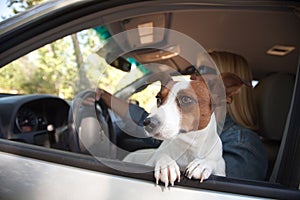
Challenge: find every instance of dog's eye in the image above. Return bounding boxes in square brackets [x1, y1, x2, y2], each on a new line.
[178, 96, 195, 106]
[156, 96, 162, 107]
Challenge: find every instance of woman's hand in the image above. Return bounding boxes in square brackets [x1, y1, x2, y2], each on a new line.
[95, 88, 105, 101]
[82, 88, 107, 106]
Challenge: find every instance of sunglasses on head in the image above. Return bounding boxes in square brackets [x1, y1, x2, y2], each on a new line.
[185, 65, 218, 75]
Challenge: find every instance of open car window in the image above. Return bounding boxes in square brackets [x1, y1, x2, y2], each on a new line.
[0, 28, 147, 98]
[0, 0, 300, 199]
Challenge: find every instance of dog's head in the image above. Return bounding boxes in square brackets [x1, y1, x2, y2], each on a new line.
[143, 72, 249, 140]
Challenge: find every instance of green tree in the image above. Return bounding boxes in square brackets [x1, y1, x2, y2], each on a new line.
[1, 0, 141, 102]
[0, 35, 78, 98]
[7, 0, 46, 14]
[1, 0, 94, 99]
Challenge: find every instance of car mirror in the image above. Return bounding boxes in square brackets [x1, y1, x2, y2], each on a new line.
[109, 56, 131, 72]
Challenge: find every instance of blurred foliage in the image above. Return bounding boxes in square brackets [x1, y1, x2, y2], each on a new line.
[0, 35, 77, 98]
[7, 0, 46, 14]
[0, 27, 155, 109]
[1, 0, 158, 110]
[0, 28, 116, 100]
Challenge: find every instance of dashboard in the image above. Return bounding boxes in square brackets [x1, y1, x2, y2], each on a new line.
[0, 94, 70, 148]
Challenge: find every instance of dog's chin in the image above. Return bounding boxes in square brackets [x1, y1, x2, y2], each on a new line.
[145, 131, 164, 140]
[152, 134, 165, 140]
[179, 129, 187, 133]
[145, 130, 181, 140]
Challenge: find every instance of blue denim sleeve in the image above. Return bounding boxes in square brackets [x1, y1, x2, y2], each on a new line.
[220, 128, 268, 181]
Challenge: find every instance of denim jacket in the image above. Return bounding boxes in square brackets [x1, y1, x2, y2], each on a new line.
[220, 114, 268, 180]
[124, 104, 268, 181]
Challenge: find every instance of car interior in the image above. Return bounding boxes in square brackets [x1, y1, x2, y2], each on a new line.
[65, 5, 300, 183]
[0, 0, 300, 198]
[254, 73, 295, 180]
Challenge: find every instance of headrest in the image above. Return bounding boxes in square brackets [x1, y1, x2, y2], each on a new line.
[254, 73, 295, 141]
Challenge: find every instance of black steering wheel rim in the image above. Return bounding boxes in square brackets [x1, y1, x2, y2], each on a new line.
[96, 98, 116, 144]
[68, 89, 116, 158]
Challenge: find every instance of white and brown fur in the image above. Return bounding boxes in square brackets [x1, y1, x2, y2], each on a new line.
[124, 73, 246, 187]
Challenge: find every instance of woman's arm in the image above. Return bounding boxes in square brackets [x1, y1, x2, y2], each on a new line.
[221, 128, 268, 180]
[96, 88, 129, 119]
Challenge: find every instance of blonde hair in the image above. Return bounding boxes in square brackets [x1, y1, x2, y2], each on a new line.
[209, 51, 259, 131]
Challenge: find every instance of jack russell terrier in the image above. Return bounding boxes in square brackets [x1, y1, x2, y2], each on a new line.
[123, 72, 248, 187]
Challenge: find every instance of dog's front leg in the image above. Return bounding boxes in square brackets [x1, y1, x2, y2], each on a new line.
[153, 154, 181, 187]
[185, 158, 218, 182]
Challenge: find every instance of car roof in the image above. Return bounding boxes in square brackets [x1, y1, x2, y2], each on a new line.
[104, 1, 300, 79]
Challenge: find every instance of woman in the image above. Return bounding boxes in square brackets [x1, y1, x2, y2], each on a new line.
[95, 51, 268, 180]
[207, 51, 268, 180]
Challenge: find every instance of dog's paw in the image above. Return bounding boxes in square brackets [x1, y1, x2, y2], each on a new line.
[185, 159, 213, 182]
[154, 155, 181, 187]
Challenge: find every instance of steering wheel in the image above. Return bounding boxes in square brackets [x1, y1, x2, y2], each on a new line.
[68, 89, 117, 159]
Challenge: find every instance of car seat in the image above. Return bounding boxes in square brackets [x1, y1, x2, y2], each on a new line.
[254, 73, 295, 180]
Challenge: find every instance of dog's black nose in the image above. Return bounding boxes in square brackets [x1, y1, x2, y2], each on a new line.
[143, 118, 152, 126]
[143, 116, 160, 132]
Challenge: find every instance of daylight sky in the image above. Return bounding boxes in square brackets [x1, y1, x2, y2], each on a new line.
[0, 1, 14, 22]
[0, 1, 25, 22]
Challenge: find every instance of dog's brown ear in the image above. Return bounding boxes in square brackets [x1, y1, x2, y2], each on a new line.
[221, 72, 252, 104]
